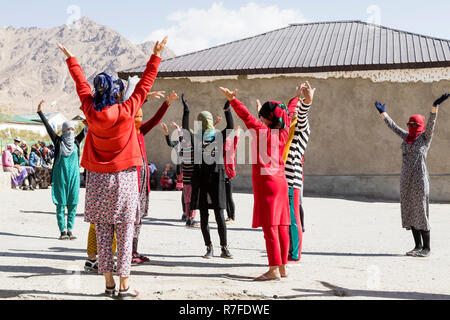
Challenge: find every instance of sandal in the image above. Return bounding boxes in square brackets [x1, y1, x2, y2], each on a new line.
[138, 255, 150, 263]
[253, 274, 281, 282]
[117, 287, 139, 300]
[105, 285, 116, 297]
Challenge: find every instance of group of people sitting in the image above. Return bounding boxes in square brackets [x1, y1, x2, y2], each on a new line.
[1, 137, 53, 190]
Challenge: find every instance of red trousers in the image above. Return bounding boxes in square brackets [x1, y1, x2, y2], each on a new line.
[262, 225, 290, 266]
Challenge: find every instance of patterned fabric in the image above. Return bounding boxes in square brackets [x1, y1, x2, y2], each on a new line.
[95, 222, 134, 277]
[285, 102, 311, 189]
[384, 113, 437, 231]
[84, 167, 139, 224]
[3, 166, 28, 188]
[135, 161, 150, 224]
[52, 148, 80, 206]
[87, 223, 116, 256]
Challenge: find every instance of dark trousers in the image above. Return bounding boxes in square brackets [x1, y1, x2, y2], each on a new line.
[225, 178, 235, 220]
[199, 208, 227, 247]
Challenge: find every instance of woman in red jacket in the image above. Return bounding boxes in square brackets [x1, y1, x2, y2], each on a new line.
[58, 36, 167, 299]
[219, 86, 300, 281]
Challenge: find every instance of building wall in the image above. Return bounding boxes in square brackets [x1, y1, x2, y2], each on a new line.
[141, 73, 450, 201]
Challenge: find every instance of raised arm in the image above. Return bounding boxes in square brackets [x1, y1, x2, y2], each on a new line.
[36, 100, 59, 144]
[219, 87, 264, 131]
[140, 91, 178, 136]
[423, 93, 449, 141]
[224, 101, 235, 130]
[117, 37, 167, 116]
[181, 94, 191, 131]
[375, 102, 408, 140]
[59, 44, 93, 108]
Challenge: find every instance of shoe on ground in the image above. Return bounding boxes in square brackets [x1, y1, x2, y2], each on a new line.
[117, 287, 139, 300]
[67, 230, 77, 240]
[203, 244, 214, 259]
[220, 246, 233, 259]
[84, 259, 98, 273]
[225, 218, 235, 224]
[59, 231, 69, 240]
[406, 247, 422, 257]
[131, 252, 143, 264]
[181, 215, 187, 222]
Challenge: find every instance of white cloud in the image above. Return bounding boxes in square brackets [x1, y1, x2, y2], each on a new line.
[148, 2, 307, 55]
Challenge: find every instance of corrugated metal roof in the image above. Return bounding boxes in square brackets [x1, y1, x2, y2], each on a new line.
[119, 20, 450, 78]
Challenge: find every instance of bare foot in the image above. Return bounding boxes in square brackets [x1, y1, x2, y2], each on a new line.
[279, 265, 288, 278]
[254, 268, 280, 281]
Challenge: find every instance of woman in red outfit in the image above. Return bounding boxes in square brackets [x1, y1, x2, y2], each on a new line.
[58, 36, 167, 299]
[219, 87, 300, 281]
[132, 90, 179, 263]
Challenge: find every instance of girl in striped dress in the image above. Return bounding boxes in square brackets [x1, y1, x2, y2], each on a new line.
[283, 82, 315, 262]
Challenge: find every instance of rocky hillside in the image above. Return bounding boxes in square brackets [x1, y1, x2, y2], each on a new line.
[0, 17, 175, 118]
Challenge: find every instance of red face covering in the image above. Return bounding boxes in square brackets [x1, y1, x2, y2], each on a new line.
[405, 114, 425, 144]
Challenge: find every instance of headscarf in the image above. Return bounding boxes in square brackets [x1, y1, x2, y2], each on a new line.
[405, 114, 426, 144]
[93, 72, 115, 111]
[59, 121, 75, 161]
[112, 77, 125, 103]
[6, 144, 14, 153]
[123, 76, 141, 101]
[258, 101, 289, 129]
[197, 111, 215, 141]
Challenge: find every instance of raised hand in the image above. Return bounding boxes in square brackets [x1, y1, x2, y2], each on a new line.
[214, 115, 223, 126]
[235, 125, 242, 136]
[166, 91, 179, 104]
[433, 93, 450, 107]
[219, 87, 237, 101]
[147, 91, 166, 100]
[154, 36, 168, 57]
[37, 100, 45, 113]
[161, 123, 169, 136]
[375, 101, 386, 114]
[256, 99, 262, 113]
[302, 81, 316, 104]
[170, 122, 180, 130]
[57, 43, 74, 58]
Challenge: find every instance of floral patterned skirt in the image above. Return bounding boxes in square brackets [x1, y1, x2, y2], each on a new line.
[84, 167, 139, 225]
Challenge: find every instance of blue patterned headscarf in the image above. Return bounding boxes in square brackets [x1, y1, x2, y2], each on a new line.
[93, 73, 115, 111]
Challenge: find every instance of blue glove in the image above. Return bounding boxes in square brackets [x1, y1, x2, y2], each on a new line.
[375, 102, 386, 114]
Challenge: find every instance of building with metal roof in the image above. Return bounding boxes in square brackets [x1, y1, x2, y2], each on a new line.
[120, 20, 450, 79]
[119, 21, 450, 201]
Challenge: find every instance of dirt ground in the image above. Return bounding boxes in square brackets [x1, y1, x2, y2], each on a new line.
[1, 188, 450, 300]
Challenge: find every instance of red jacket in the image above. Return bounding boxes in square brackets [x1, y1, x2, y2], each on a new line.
[137, 101, 171, 194]
[66, 55, 161, 173]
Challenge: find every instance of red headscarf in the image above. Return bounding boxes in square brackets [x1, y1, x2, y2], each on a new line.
[405, 114, 425, 144]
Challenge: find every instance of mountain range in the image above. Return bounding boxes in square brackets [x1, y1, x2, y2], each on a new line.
[0, 17, 175, 118]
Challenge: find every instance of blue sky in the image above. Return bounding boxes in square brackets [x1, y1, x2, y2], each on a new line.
[1, 0, 449, 55]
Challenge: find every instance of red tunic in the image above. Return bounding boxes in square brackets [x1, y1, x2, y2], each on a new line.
[137, 101, 171, 194]
[66, 55, 161, 173]
[229, 97, 298, 228]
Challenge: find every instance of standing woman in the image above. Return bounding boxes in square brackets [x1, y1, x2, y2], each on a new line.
[181, 94, 233, 258]
[132, 88, 179, 264]
[375, 93, 449, 258]
[219, 87, 299, 281]
[37, 100, 86, 239]
[58, 36, 167, 298]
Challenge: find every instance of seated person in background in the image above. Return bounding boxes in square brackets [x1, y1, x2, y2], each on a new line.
[12, 148, 38, 190]
[148, 163, 158, 190]
[2, 144, 28, 189]
[20, 141, 29, 161]
[39, 142, 52, 168]
[29, 143, 51, 189]
[160, 163, 176, 191]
